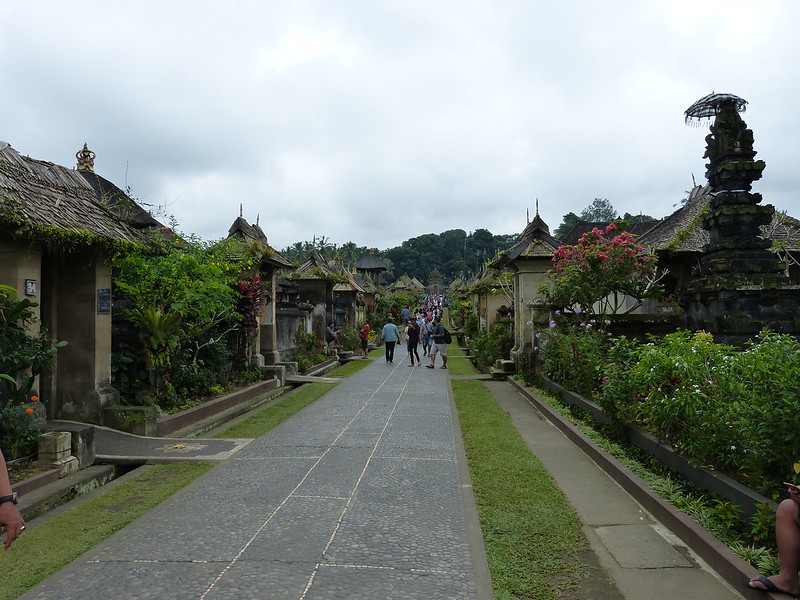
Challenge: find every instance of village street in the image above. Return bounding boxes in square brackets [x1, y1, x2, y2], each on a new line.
[16, 353, 754, 600]
[19, 357, 488, 600]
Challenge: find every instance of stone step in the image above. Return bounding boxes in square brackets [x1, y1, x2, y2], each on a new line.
[489, 367, 508, 380]
[495, 359, 516, 373]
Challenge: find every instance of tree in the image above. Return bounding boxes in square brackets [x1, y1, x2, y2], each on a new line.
[0, 285, 65, 459]
[0, 285, 65, 408]
[621, 212, 657, 223]
[541, 223, 662, 317]
[283, 228, 518, 285]
[554, 212, 581, 239]
[338, 241, 362, 269]
[112, 235, 260, 403]
[580, 198, 618, 222]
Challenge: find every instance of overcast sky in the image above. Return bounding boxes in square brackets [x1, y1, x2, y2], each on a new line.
[1, 1, 797, 252]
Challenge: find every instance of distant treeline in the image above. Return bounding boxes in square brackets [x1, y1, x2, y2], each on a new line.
[281, 228, 517, 285]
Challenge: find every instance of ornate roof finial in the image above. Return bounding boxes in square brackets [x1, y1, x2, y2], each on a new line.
[684, 92, 747, 127]
[76, 143, 95, 172]
[535, 197, 539, 216]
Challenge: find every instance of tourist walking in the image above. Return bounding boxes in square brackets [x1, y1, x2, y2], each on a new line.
[421, 315, 434, 356]
[415, 312, 425, 354]
[405, 317, 421, 366]
[426, 316, 448, 369]
[380, 316, 400, 364]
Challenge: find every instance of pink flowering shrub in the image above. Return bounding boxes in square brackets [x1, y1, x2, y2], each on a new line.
[543, 223, 661, 317]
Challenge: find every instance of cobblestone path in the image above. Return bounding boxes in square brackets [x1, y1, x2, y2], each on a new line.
[21, 358, 488, 599]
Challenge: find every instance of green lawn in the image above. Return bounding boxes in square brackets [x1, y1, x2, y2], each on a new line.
[453, 379, 588, 599]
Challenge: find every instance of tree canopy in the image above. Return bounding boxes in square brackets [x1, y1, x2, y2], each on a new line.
[580, 198, 618, 222]
[553, 199, 658, 239]
[282, 228, 517, 285]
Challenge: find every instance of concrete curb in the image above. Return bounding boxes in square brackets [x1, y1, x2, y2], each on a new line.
[507, 378, 780, 600]
[18, 464, 117, 522]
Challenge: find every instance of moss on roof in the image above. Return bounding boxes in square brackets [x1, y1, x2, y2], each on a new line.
[0, 142, 159, 254]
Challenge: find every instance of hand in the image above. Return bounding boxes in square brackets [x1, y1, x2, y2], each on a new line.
[784, 482, 800, 504]
[0, 502, 25, 549]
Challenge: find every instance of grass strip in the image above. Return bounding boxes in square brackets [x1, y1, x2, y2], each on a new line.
[445, 356, 478, 376]
[0, 462, 214, 600]
[213, 383, 334, 438]
[453, 379, 586, 600]
[446, 343, 464, 357]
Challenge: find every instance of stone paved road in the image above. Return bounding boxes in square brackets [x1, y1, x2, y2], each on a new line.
[20, 358, 490, 600]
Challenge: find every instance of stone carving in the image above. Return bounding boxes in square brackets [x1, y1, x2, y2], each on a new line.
[76, 143, 96, 172]
[681, 94, 800, 343]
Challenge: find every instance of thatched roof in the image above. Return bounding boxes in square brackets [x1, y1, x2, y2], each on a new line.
[636, 186, 710, 252]
[354, 273, 378, 293]
[328, 258, 366, 293]
[559, 220, 659, 245]
[390, 274, 412, 290]
[226, 216, 294, 268]
[467, 267, 507, 294]
[0, 141, 160, 247]
[448, 277, 468, 292]
[291, 250, 338, 281]
[80, 170, 162, 230]
[493, 213, 561, 268]
[354, 250, 388, 271]
[333, 273, 366, 293]
[637, 185, 800, 253]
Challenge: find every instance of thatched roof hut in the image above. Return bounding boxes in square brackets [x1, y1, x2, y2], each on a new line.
[0, 141, 163, 250]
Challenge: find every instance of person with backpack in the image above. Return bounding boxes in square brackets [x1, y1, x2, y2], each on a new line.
[426, 316, 448, 369]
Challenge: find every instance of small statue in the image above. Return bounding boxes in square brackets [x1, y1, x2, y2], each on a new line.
[703, 101, 754, 163]
[76, 143, 96, 172]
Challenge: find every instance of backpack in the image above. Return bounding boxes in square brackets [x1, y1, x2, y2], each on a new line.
[443, 327, 452, 344]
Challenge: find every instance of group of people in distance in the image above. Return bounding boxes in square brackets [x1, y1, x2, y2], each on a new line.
[378, 306, 448, 369]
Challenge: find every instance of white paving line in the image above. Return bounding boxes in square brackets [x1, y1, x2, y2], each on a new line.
[199, 364, 401, 600]
[298, 366, 416, 600]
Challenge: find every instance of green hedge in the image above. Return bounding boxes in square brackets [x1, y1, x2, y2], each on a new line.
[536, 325, 800, 494]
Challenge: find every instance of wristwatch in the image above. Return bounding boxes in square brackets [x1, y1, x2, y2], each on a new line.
[0, 492, 19, 505]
